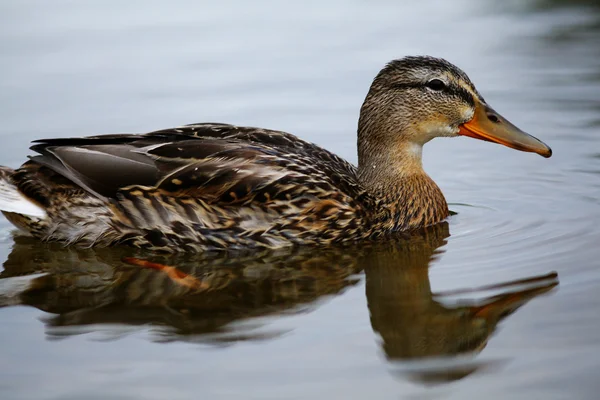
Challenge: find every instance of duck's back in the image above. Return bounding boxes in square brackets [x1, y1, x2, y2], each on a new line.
[0, 123, 372, 251]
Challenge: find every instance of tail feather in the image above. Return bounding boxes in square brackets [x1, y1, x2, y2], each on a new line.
[0, 167, 47, 218]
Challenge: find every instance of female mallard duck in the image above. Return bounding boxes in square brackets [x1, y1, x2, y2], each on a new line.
[0, 56, 551, 252]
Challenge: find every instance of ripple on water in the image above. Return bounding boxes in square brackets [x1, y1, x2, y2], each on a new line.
[439, 198, 600, 281]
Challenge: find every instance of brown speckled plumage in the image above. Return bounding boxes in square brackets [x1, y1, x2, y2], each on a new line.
[0, 56, 551, 252]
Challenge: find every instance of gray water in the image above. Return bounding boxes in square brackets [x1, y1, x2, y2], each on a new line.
[0, 0, 599, 399]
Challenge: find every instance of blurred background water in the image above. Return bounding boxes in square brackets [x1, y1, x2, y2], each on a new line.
[0, 0, 599, 399]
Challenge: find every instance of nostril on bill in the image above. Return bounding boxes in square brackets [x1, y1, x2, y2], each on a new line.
[487, 113, 500, 123]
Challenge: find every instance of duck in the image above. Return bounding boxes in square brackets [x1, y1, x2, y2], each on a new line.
[0, 56, 552, 252]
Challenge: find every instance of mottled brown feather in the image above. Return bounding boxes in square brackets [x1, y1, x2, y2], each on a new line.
[1, 122, 450, 251]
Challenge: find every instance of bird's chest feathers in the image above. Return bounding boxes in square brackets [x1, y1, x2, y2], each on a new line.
[373, 174, 449, 232]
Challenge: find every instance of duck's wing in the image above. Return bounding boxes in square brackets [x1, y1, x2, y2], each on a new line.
[25, 123, 365, 206]
[28, 134, 159, 199]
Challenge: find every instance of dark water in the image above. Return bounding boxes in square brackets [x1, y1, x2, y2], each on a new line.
[0, 1, 599, 399]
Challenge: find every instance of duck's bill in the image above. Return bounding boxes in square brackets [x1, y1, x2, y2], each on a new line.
[458, 103, 552, 158]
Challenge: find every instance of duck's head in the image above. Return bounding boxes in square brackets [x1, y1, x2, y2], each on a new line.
[357, 56, 552, 175]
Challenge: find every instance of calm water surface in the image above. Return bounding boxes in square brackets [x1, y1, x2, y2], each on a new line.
[0, 1, 599, 399]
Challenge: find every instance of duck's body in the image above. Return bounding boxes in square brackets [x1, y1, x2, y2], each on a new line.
[0, 56, 551, 252]
[0, 123, 447, 251]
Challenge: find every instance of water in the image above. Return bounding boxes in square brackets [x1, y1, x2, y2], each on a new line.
[0, 0, 599, 399]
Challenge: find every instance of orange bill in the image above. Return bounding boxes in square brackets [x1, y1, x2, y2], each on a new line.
[458, 102, 552, 158]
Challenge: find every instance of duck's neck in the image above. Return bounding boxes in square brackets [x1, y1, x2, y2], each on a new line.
[357, 140, 449, 232]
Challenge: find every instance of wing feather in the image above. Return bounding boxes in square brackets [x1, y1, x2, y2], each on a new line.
[26, 123, 365, 210]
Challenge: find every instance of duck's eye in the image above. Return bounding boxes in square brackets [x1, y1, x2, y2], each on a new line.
[425, 79, 446, 91]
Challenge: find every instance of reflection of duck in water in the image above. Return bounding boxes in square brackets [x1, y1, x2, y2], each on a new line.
[365, 223, 558, 383]
[0, 224, 557, 364]
[0, 238, 362, 341]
